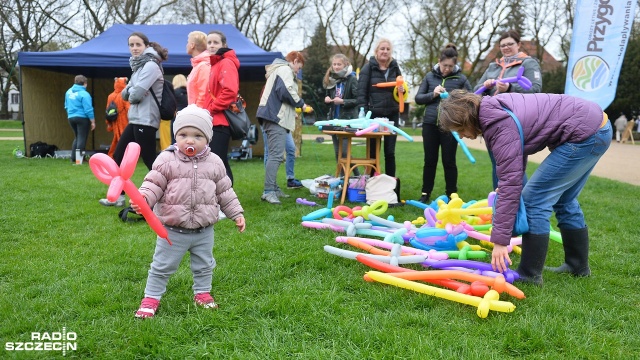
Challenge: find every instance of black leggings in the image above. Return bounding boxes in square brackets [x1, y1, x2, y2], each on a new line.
[421, 123, 458, 195]
[112, 124, 158, 170]
[209, 125, 233, 184]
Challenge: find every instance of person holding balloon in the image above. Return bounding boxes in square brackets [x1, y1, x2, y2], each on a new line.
[131, 105, 246, 319]
[414, 44, 472, 204]
[357, 38, 406, 177]
[474, 29, 542, 96]
[323, 53, 360, 176]
[438, 90, 611, 286]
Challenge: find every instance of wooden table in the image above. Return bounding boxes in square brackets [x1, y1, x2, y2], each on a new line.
[322, 130, 391, 204]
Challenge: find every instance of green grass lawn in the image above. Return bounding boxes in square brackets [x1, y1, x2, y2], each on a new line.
[1, 120, 639, 359]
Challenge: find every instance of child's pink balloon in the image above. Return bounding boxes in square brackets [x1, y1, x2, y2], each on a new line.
[89, 153, 120, 185]
[106, 176, 125, 202]
[124, 182, 170, 243]
[119, 142, 140, 180]
[89, 143, 171, 245]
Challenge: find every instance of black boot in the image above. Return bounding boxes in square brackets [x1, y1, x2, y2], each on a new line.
[516, 233, 550, 286]
[546, 227, 590, 276]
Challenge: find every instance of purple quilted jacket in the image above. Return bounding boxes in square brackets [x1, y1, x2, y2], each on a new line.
[480, 93, 603, 246]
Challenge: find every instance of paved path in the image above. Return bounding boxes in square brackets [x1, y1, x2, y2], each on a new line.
[303, 133, 640, 186]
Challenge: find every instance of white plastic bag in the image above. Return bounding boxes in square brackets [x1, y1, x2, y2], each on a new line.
[365, 174, 398, 205]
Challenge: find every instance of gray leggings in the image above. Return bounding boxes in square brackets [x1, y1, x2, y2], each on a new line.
[144, 226, 216, 299]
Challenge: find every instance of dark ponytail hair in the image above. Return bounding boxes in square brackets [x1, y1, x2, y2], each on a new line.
[128, 32, 168, 61]
[440, 43, 458, 62]
[149, 42, 168, 61]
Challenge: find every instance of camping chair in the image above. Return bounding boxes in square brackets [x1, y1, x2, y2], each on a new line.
[621, 120, 635, 145]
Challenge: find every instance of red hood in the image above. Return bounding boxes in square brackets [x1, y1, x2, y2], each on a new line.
[210, 49, 240, 69]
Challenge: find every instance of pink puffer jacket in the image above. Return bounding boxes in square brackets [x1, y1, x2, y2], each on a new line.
[139, 146, 243, 229]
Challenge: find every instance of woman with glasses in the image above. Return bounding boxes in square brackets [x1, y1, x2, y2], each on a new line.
[414, 44, 472, 203]
[474, 29, 542, 95]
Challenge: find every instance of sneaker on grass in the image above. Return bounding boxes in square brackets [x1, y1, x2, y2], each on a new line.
[135, 297, 160, 319]
[194, 292, 219, 309]
[287, 178, 303, 189]
[274, 189, 290, 198]
[99, 194, 126, 207]
[261, 192, 281, 204]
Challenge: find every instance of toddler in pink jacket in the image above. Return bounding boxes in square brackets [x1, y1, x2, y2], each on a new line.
[131, 104, 246, 318]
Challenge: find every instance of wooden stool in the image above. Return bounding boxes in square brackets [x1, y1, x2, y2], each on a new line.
[323, 130, 390, 204]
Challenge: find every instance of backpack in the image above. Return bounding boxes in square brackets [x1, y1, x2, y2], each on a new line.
[105, 101, 118, 122]
[149, 79, 177, 120]
[29, 141, 58, 158]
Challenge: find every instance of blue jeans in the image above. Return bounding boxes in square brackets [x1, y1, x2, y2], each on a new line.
[522, 122, 612, 234]
[263, 127, 295, 180]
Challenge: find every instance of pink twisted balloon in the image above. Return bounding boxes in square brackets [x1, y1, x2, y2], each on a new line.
[89, 143, 171, 245]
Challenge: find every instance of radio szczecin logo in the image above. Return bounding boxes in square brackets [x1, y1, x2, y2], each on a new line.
[571, 55, 609, 92]
[5, 328, 77, 356]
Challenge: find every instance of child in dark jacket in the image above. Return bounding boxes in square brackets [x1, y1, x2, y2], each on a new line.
[131, 105, 246, 318]
[438, 90, 612, 285]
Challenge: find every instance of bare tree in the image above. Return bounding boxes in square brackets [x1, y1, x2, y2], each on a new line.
[558, 0, 576, 62]
[312, 0, 398, 69]
[0, 0, 81, 117]
[173, 0, 306, 51]
[401, 0, 509, 84]
[522, 0, 563, 69]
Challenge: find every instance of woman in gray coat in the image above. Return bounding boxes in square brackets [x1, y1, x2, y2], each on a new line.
[100, 32, 167, 207]
[474, 29, 542, 95]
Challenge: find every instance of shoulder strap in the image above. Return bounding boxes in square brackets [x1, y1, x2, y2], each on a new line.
[148, 81, 161, 109]
[488, 106, 525, 188]
[502, 106, 524, 152]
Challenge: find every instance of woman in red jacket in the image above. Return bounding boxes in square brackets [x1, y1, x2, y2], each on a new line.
[205, 30, 240, 183]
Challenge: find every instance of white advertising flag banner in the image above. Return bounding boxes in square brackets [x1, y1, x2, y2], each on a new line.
[565, 0, 637, 110]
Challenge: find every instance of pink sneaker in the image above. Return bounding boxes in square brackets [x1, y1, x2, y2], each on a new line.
[194, 292, 219, 309]
[135, 297, 160, 319]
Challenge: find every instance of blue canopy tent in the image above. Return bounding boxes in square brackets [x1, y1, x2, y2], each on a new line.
[17, 24, 280, 155]
[18, 23, 281, 81]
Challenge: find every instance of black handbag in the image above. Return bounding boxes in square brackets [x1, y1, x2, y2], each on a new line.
[224, 95, 250, 140]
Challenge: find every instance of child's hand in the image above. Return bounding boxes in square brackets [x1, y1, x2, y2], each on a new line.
[129, 196, 146, 214]
[235, 216, 246, 233]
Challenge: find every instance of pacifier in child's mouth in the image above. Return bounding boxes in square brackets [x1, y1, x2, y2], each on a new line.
[185, 146, 196, 156]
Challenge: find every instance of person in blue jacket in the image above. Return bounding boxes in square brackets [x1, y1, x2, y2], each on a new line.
[64, 74, 95, 164]
[414, 44, 472, 203]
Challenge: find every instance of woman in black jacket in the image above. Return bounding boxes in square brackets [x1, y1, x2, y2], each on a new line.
[414, 44, 472, 203]
[357, 38, 405, 177]
[323, 53, 359, 176]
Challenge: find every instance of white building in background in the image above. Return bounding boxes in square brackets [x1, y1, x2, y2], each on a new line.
[9, 85, 19, 114]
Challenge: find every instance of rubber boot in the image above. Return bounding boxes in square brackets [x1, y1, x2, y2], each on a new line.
[516, 233, 550, 286]
[546, 227, 590, 276]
